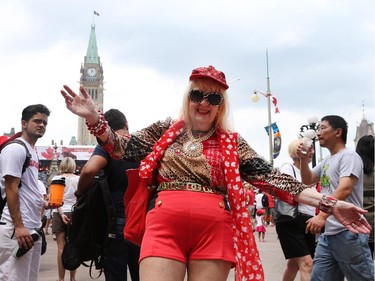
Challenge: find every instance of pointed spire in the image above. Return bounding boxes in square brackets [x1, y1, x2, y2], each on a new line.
[362, 100, 366, 120]
[85, 25, 99, 64]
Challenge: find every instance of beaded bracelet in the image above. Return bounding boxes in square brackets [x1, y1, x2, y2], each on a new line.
[85, 110, 108, 136]
[318, 194, 338, 214]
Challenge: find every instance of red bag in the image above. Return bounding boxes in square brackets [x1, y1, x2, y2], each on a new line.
[123, 168, 153, 246]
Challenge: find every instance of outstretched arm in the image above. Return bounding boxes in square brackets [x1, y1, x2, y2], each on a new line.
[60, 85, 110, 143]
[295, 188, 371, 234]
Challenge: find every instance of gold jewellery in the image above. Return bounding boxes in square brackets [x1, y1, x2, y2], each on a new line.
[182, 127, 215, 157]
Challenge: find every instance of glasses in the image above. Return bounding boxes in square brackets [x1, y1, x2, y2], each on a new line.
[317, 125, 331, 132]
[189, 90, 223, 106]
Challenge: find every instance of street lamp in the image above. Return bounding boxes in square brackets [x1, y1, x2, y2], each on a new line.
[251, 90, 273, 166]
[299, 116, 319, 167]
[251, 49, 274, 166]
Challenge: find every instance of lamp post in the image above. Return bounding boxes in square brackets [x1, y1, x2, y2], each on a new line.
[251, 90, 273, 166]
[299, 116, 319, 167]
[251, 50, 273, 166]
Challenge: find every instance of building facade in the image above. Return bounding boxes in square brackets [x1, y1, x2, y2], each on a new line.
[77, 24, 104, 145]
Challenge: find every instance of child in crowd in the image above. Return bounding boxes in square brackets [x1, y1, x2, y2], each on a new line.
[255, 209, 267, 242]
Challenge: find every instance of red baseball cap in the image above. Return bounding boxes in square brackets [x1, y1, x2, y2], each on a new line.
[189, 65, 229, 89]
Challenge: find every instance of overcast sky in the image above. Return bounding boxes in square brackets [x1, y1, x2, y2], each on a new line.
[0, 0, 373, 167]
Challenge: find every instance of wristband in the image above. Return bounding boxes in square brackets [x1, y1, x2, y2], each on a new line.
[318, 195, 337, 214]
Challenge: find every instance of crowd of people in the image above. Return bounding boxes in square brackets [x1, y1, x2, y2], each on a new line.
[0, 65, 373, 281]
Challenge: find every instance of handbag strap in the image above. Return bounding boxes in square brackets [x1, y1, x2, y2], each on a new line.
[289, 163, 296, 178]
[280, 163, 297, 179]
[280, 163, 298, 212]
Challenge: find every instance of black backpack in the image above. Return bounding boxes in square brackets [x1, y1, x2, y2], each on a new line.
[261, 193, 269, 208]
[62, 175, 116, 277]
[0, 135, 31, 217]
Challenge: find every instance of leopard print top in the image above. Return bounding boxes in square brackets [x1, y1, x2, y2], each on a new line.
[100, 118, 306, 200]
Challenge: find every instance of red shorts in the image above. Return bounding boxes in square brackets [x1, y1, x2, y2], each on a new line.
[140, 191, 235, 265]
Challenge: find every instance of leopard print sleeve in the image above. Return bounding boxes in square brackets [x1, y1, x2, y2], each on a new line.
[99, 117, 173, 162]
[237, 134, 307, 204]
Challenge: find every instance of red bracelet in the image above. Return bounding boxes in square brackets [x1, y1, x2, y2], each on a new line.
[318, 195, 338, 214]
[85, 110, 108, 136]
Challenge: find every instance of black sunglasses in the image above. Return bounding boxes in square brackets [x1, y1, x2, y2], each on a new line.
[189, 90, 223, 106]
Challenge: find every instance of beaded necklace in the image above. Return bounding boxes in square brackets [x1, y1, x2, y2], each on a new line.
[182, 127, 215, 157]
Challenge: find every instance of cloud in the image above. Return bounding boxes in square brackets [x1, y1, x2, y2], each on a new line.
[0, 0, 373, 165]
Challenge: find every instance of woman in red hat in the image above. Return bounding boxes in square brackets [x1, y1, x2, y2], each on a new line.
[60, 66, 371, 281]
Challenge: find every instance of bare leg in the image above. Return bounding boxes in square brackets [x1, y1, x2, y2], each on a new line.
[282, 259, 299, 281]
[69, 269, 76, 281]
[187, 259, 231, 281]
[140, 257, 186, 281]
[44, 219, 51, 234]
[56, 231, 66, 281]
[295, 255, 313, 281]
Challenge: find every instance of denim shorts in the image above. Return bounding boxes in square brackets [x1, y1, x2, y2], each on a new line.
[311, 231, 374, 281]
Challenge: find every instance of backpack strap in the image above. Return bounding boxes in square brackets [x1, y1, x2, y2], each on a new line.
[4, 139, 32, 174]
[0, 139, 31, 212]
[97, 178, 117, 239]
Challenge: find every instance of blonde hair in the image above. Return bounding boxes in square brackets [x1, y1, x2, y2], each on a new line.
[59, 157, 76, 174]
[288, 139, 301, 159]
[179, 78, 232, 132]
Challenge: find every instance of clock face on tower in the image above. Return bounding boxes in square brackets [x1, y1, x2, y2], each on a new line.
[87, 68, 97, 77]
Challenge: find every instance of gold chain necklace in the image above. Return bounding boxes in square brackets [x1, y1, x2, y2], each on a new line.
[182, 127, 215, 157]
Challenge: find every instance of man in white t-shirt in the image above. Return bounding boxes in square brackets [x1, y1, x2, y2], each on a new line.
[255, 190, 265, 212]
[0, 104, 51, 281]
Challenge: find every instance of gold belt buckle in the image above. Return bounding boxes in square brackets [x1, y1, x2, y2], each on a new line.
[158, 182, 218, 195]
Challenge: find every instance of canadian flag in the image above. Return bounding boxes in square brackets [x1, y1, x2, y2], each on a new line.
[272, 96, 280, 113]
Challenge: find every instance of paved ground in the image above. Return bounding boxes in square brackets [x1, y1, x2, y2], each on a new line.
[39, 225, 293, 280]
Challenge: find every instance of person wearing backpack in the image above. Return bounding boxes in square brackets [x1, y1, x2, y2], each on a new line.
[77, 109, 140, 281]
[51, 157, 79, 281]
[254, 190, 266, 217]
[0, 104, 51, 281]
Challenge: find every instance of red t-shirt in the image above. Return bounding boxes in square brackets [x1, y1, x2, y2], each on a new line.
[245, 188, 255, 206]
[266, 193, 275, 208]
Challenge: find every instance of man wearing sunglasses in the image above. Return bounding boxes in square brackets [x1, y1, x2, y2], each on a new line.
[60, 66, 371, 281]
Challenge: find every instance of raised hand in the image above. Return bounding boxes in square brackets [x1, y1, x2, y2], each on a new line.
[60, 85, 99, 124]
[333, 200, 372, 234]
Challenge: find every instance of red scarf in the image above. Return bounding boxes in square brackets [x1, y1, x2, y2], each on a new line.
[139, 120, 264, 281]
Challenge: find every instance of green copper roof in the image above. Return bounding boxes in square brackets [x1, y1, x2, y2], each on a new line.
[85, 25, 99, 64]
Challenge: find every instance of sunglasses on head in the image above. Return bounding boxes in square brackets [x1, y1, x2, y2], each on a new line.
[189, 90, 223, 106]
